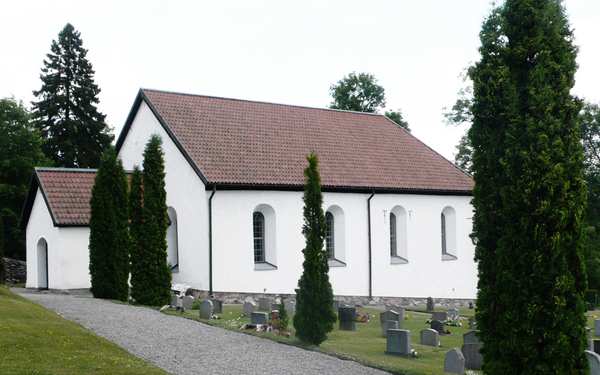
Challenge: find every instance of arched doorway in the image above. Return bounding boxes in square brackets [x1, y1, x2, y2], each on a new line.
[37, 238, 48, 289]
[167, 207, 179, 272]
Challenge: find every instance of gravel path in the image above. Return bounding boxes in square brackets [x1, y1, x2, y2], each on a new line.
[17, 290, 390, 375]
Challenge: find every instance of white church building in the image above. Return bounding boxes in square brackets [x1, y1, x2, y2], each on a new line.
[22, 88, 477, 303]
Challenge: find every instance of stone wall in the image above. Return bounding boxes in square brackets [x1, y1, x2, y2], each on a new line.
[3, 257, 26, 284]
[187, 288, 475, 309]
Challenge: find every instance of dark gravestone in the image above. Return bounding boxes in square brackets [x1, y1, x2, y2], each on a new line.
[385, 329, 411, 356]
[462, 343, 483, 370]
[338, 307, 356, 331]
[596, 320, 600, 336]
[251, 312, 268, 325]
[426, 297, 434, 312]
[211, 299, 223, 314]
[431, 320, 445, 335]
[594, 339, 600, 355]
[432, 311, 448, 321]
[468, 302, 474, 309]
[444, 348, 465, 374]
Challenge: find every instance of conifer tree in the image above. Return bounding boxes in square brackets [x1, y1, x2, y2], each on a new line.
[128, 166, 147, 303]
[471, 1, 587, 373]
[137, 135, 171, 306]
[32, 23, 113, 168]
[88, 148, 130, 301]
[293, 153, 336, 345]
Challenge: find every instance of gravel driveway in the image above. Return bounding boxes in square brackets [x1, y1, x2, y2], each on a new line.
[17, 290, 390, 375]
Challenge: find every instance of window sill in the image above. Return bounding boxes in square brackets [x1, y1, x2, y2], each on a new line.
[328, 258, 347, 268]
[254, 261, 278, 271]
[390, 256, 408, 265]
[442, 253, 458, 261]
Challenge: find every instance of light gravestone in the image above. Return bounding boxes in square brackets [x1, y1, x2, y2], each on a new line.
[586, 350, 600, 375]
[447, 308, 460, 321]
[170, 294, 180, 308]
[199, 300, 213, 319]
[386, 305, 405, 321]
[243, 301, 257, 315]
[380, 310, 401, 335]
[284, 299, 296, 315]
[338, 307, 356, 331]
[431, 320, 445, 335]
[462, 330, 483, 369]
[444, 348, 465, 374]
[463, 331, 480, 345]
[210, 299, 223, 314]
[382, 320, 399, 337]
[596, 320, 600, 336]
[251, 312, 268, 325]
[258, 297, 272, 311]
[385, 329, 411, 356]
[182, 296, 194, 310]
[432, 311, 448, 322]
[419, 328, 440, 347]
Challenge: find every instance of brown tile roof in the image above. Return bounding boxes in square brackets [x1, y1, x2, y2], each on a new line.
[128, 89, 473, 193]
[33, 168, 97, 226]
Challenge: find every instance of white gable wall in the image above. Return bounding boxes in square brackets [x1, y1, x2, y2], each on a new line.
[212, 190, 476, 299]
[118, 101, 209, 290]
[26, 190, 58, 288]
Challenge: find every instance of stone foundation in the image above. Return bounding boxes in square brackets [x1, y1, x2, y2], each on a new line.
[3, 257, 26, 285]
[186, 288, 475, 309]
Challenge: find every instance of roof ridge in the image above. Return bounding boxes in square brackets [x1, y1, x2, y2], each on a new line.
[141, 88, 386, 117]
[35, 167, 98, 173]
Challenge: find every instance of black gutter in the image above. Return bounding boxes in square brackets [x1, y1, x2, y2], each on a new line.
[208, 186, 216, 296]
[367, 192, 375, 299]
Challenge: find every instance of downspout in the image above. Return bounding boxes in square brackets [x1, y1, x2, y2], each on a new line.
[367, 192, 375, 299]
[208, 186, 216, 296]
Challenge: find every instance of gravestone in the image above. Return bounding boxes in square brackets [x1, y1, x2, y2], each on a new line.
[419, 328, 440, 347]
[594, 339, 600, 355]
[243, 301, 257, 315]
[586, 350, 600, 375]
[430, 320, 445, 335]
[447, 308, 460, 321]
[462, 343, 483, 370]
[468, 317, 477, 329]
[468, 302, 474, 309]
[386, 305, 405, 321]
[338, 307, 356, 331]
[382, 320, 399, 337]
[444, 348, 465, 374]
[199, 300, 213, 319]
[284, 299, 296, 314]
[182, 295, 194, 310]
[211, 299, 223, 314]
[170, 294, 179, 308]
[595, 320, 600, 336]
[463, 331, 480, 345]
[251, 312, 268, 325]
[380, 310, 401, 325]
[432, 311, 447, 321]
[426, 297, 434, 312]
[271, 303, 280, 312]
[385, 329, 411, 356]
[258, 297, 272, 311]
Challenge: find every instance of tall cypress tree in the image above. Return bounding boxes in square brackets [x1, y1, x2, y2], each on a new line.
[32, 23, 113, 168]
[129, 166, 147, 303]
[471, 1, 587, 373]
[88, 148, 130, 301]
[137, 135, 171, 306]
[293, 153, 336, 345]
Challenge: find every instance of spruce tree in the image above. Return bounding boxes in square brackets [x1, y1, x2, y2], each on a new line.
[32, 23, 113, 168]
[293, 153, 336, 345]
[137, 135, 171, 306]
[471, 1, 587, 373]
[88, 147, 130, 301]
[128, 166, 147, 303]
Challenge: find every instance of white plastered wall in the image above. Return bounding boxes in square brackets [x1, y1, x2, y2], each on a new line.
[118, 100, 209, 290]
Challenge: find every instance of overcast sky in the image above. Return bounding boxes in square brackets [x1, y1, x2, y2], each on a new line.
[1, 0, 599, 160]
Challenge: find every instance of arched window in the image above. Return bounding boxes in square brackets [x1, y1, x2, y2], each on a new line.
[326, 212, 335, 259]
[253, 211, 265, 263]
[390, 206, 408, 264]
[441, 206, 457, 260]
[390, 212, 397, 257]
[167, 207, 179, 272]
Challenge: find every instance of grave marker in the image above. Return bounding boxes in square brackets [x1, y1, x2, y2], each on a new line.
[419, 328, 440, 347]
[385, 329, 411, 356]
[199, 300, 213, 319]
[338, 307, 356, 331]
[444, 348, 465, 374]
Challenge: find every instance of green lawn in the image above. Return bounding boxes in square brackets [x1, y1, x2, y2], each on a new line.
[164, 304, 477, 375]
[0, 286, 166, 375]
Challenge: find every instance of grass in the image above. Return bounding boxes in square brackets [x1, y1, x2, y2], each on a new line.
[164, 304, 477, 375]
[0, 286, 166, 375]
